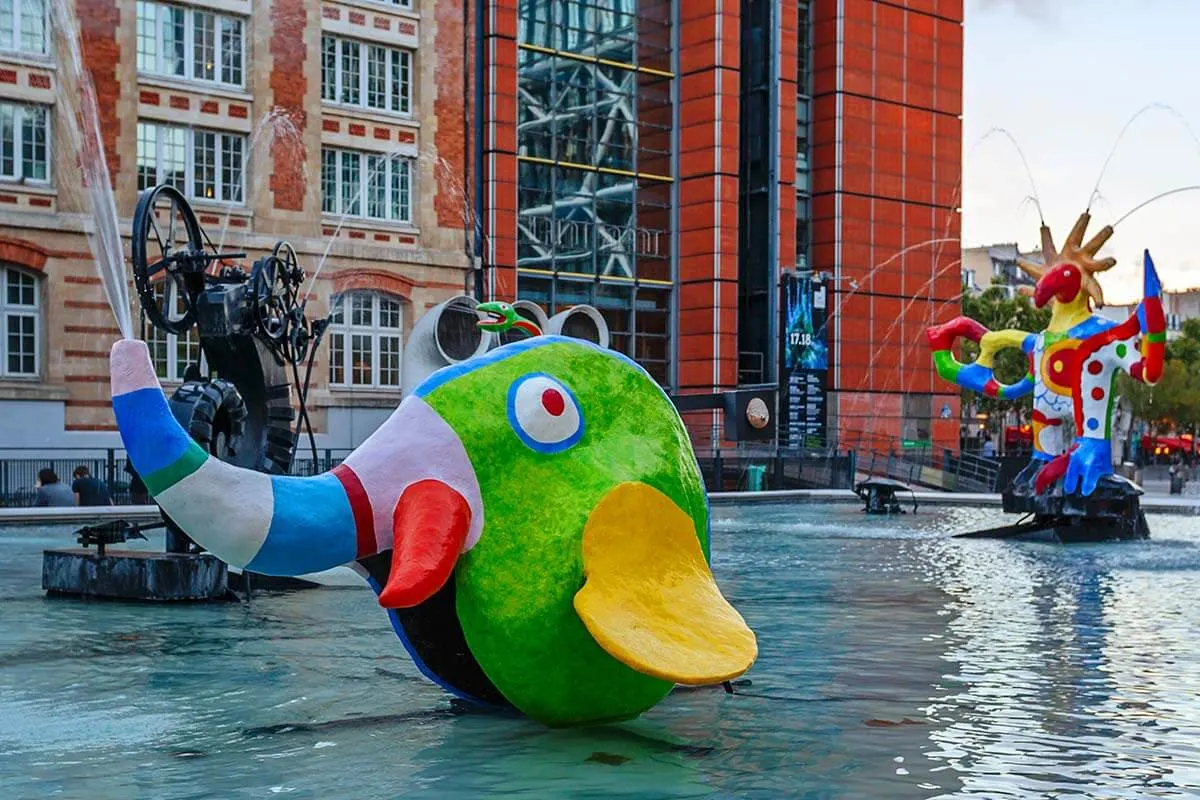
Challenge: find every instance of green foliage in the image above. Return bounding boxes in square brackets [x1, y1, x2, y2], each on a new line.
[959, 284, 1051, 421]
[1121, 318, 1200, 435]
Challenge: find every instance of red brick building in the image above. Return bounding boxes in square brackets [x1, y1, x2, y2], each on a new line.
[0, 0, 476, 451]
[477, 0, 963, 452]
[0, 0, 962, 459]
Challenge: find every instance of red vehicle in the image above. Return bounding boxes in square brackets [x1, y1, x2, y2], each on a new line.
[1141, 434, 1196, 461]
[1005, 424, 1033, 451]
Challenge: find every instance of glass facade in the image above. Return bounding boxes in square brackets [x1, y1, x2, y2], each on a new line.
[515, 0, 674, 386]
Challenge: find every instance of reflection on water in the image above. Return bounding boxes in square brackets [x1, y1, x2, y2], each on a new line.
[1, 506, 1198, 798]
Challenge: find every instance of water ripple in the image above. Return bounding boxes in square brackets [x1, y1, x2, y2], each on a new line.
[1, 513, 1199, 798]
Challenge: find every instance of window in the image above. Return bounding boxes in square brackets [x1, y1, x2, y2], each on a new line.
[321, 147, 412, 223]
[137, 121, 245, 204]
[0, 0, 46, 55]
[328, 292, 402, 388]
[321, 35, 412, 115]
[0, 102, 49, 184]
[374, 0, 412, 7]
[145, 282, 201, 381]
[136, 1, 244, 88]
[2, 265, 38, 377]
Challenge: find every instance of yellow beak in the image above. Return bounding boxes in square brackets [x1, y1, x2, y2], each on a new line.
[573, 482, 758, 685]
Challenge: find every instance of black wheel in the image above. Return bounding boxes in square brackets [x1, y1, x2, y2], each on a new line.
[131, 185, 207, 336]
[168, 378, 249, 460]
[250, 241, 304, 344]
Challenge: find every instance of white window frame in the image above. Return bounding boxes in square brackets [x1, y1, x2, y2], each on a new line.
[1, 264, 39, 378]
[321, 34, 412, 116]
[321, 146, 413, 223]
[0, 0, 48, 56]
[136, 0, 245, 89]
[0, 101, 51, 185]
[137, 121, 246, 205]
[371, 0, 413, 8]
[144, 281, 203, 382]
[327, 292, 403, 389]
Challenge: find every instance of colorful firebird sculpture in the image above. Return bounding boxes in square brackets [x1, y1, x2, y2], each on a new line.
[927, 213, 1166, 497]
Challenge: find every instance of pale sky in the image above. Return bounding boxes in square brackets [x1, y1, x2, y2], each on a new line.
[963, 0, 1200, 304]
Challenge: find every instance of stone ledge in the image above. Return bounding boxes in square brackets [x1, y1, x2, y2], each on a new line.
[314, 388, 402, 409]
[0, 381, 69, 401]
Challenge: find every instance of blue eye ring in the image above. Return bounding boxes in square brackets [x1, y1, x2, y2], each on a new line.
[506, 372, 585, 454]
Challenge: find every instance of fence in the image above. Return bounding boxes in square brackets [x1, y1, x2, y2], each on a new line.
[1, 443, 996, 505]
[0, 448, 354, 507]
[856, 447, 1000, 493]
[697, 447, 858, 492]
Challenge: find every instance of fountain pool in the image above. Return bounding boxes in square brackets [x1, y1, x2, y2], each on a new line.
[2, 503, 1198, 798]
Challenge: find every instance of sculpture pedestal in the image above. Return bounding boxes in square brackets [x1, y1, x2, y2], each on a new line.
[958, 473, 1150, 543]
[41, 549, 231, 602]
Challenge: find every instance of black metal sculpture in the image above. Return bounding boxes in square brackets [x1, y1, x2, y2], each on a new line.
[855, 477, 917, 515]
[130, 185, 329, 553]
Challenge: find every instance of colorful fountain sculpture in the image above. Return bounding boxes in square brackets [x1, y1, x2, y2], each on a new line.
[109, 291, 757, 726]
[927, 213, 1165, 542]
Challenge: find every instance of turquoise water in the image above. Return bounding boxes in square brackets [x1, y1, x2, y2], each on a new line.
[2, 504, 1199, 799]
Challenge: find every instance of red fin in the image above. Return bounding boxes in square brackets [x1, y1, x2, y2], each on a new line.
[1035, 452, 1072, 495]
[378, 480, 471, 609]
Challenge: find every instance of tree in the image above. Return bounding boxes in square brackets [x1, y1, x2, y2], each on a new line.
[958, 284, 1051, 423]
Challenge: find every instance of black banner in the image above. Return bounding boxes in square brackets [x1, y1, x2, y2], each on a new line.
[779, 273, 830, 448]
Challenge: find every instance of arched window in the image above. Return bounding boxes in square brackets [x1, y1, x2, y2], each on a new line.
[328, 291, 402, 388]
[2, 265, 39, 377]
[144, 281, 201, 381]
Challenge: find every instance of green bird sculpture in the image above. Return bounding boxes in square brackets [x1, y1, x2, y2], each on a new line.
[109, 332, 757, 726]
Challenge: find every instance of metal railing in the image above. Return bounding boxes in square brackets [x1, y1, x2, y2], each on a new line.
[856, 447, 1000, 492]
[696, 447, 857, 492]
[2, 442, 994, 505]
[0, 447, 354, 507]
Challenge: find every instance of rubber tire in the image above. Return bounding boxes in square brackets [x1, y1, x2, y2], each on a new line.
[168, 378, 250, 461]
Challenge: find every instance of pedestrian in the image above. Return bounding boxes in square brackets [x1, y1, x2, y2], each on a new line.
[71, 465, 112, 507]
[981, 436, 995, 458]
[34, 468, 75, 507]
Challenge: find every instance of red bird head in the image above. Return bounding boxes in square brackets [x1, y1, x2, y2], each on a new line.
[1017, 212, 1116, 310]
[1033, 262, 1084, 308]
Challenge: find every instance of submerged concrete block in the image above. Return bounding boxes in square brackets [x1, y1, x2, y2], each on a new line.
[42, 549, 230, 601]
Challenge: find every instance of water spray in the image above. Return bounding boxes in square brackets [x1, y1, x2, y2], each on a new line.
[49, 0, 133, 339]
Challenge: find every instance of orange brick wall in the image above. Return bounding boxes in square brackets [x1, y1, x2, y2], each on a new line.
[78, 0, 121, 182]
[777, 1, 799, 275]
[677, 0, 739, 395]
[810, 0, 963, 451]
[269, 0, 308, 212]
[434, 0, 469, 231]
[481, 0, 518, 302]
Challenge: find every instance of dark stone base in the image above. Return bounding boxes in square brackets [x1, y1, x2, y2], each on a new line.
[1004, 470, 1144, 518]
[992, 471, 1151, 542]
[42, 549, 231, 602]
[1018, 511, 1150, 543]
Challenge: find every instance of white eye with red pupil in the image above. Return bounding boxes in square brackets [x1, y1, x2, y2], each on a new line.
[508, 373, 584, 453]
